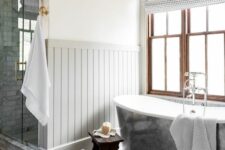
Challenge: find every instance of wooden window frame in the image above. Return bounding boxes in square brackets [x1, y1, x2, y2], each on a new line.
[148, 8, 225, 102]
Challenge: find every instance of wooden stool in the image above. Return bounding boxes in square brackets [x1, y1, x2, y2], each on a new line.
[88, 132, 124, 150]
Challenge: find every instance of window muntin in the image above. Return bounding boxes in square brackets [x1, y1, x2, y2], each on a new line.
[149, 4, 225, 101]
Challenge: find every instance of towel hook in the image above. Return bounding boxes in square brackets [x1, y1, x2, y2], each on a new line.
[39, 0, 48, 16]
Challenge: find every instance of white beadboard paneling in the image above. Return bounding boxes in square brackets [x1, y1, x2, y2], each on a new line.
[81, 49, 88, 138]
[135, 51, 139, 94]
[131, 52, 136, 94]
[109, 50, 114, 125]
[118, 51, 124, 95]
[93, 49, 100, 130]
[87, 49, 94, 133]
[61, 48, 69, 143]
[113, 51, 119, 126]
[46, 40, 139, 148]
[54, 48, 62, 146]
[99, 50, 105, 125]
[75, 49, 82, 140]
[123, 51, 128, 95]
[114, 51, 119, 98]
[47, 47, 54, 148]
[68, 48, 75, 142]
[104, 50, 110, 122]
[127, 52, 132, 95]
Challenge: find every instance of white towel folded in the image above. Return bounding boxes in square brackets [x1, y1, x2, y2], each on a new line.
[21, 15, 50, 126]
[170, 114, 217, 150]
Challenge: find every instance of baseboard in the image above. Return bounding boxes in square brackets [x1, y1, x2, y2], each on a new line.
[49, 137, 92, 150]
[49, 128, 121, 150]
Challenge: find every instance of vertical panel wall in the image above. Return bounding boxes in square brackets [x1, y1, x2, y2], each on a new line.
[46, 40, 139, 148]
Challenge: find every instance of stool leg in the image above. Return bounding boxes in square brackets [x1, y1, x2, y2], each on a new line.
[99, 143, 120, 150]
[109, 144, 119, 150]
[92, 142, 98, 150]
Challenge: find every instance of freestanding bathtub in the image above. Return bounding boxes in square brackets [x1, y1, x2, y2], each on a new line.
[114, 95, 225, 150]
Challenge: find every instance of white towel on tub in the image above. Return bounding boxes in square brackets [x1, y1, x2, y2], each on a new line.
[170, 114, 217, 150]
[170, 115, 195, 150]
[21, 15, 50, 126]
[192, 117, 217, 150]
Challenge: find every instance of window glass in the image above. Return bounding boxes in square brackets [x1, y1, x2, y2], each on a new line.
[19, 19, 36, 70]
[190, 7, 206, 32]
[208, 3, 225, 31]
[19, 31, 23, 70]
[24, 19, 30, 30]
[18, 18, 23, 29]
[207, 34, 224, 95]
[168, 10, 181, 35]
[154, 12, 167, 36]
[167, 37, 180, 91]
[189, 35, 206, 88]
[152, 39, 165, 90]
[18, 0, 22, 11]
[24, 32, 31, 64]
[31, 20, 37, 30]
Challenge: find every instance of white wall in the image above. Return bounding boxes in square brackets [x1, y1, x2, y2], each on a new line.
[48, 0, 140, 46]
[38, 0, 142, 149]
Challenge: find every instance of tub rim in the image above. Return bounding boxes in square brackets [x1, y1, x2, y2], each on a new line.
[114, 95, 225, 123]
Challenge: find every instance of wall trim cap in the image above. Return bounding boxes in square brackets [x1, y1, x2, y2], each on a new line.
[47, 39, 140, 52]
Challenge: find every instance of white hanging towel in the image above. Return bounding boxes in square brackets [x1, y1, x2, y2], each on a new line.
[21, 15, 50, 126]
[170, 114, 217, 150]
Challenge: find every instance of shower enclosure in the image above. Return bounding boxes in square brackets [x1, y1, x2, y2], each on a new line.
[0, 0, 39, 147]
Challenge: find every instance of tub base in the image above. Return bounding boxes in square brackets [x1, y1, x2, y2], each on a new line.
[117, 107, 225, 150]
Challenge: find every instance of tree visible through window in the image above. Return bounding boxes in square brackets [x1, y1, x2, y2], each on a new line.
[148, 3, 225, 101]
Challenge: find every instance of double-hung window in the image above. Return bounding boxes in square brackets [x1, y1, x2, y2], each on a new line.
[148, 3, 225, 101]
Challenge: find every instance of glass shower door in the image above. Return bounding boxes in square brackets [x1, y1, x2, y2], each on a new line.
[19, 0, 39, 145]
[0, 0, 24, 143]
[0, 0, 39, 147]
